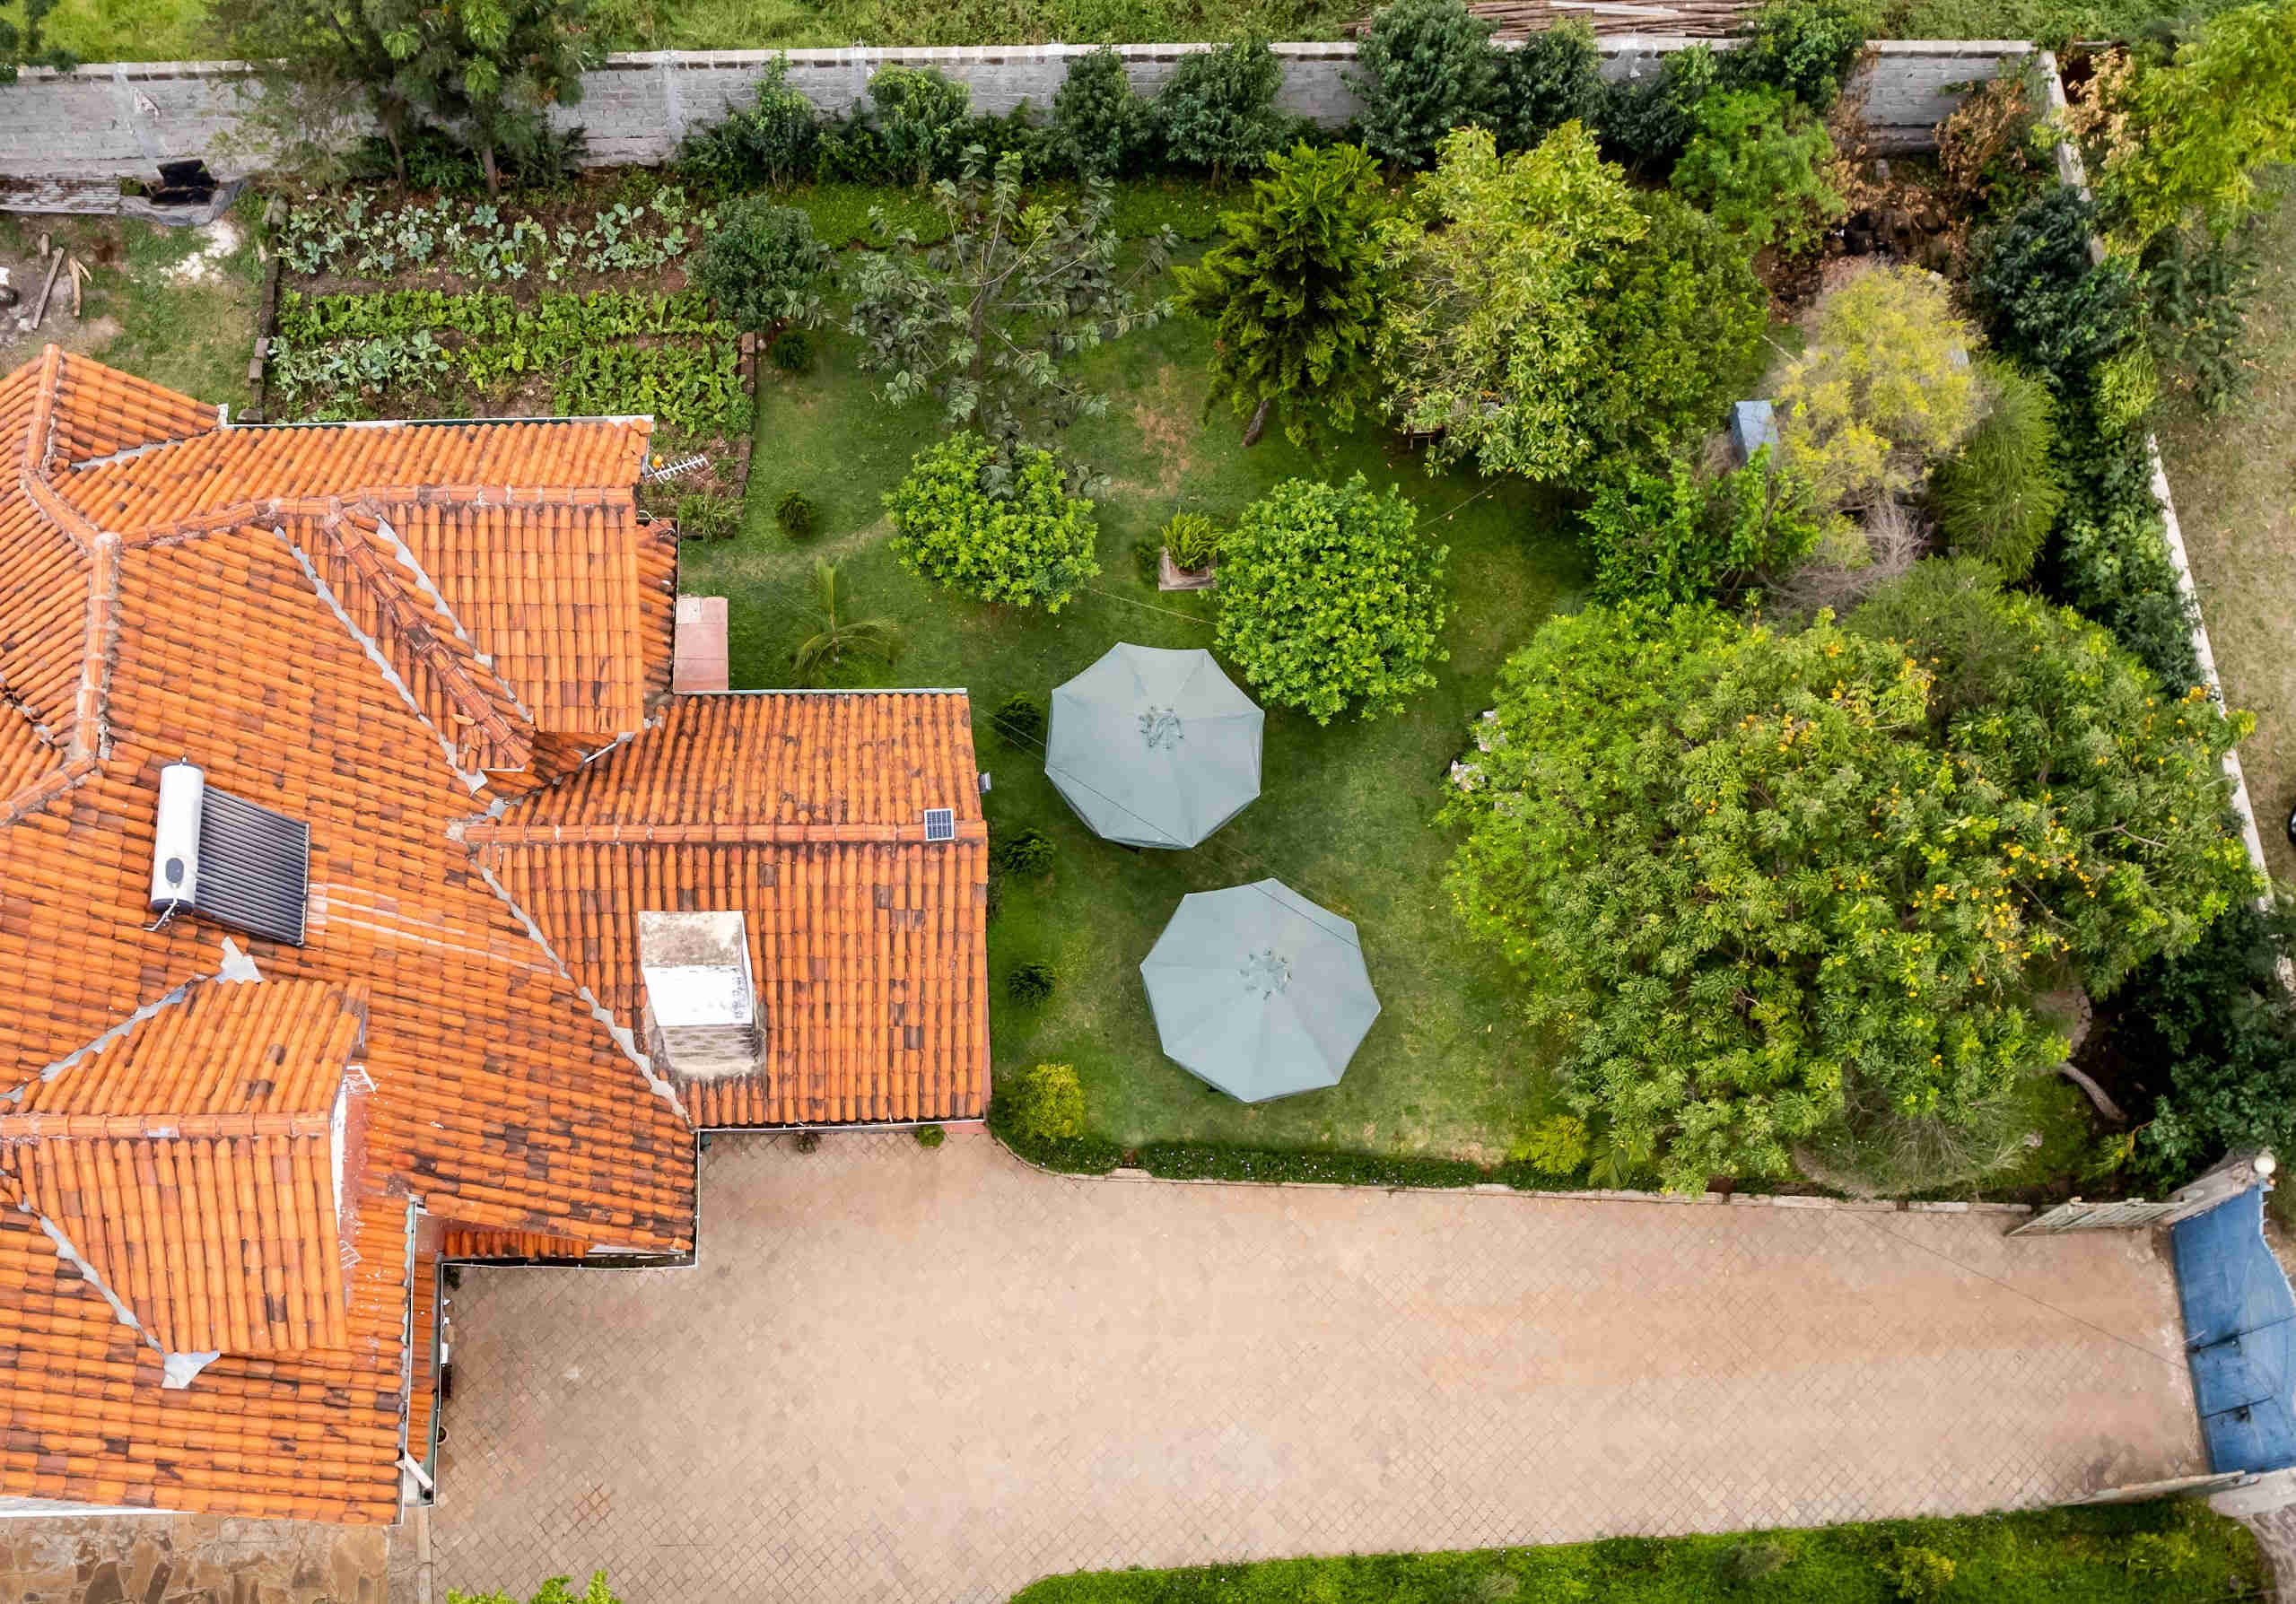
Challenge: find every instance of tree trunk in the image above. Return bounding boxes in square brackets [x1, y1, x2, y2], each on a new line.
[967, 287, 991, 438]
[479, 138, 502, 201]
[1241, 395, 1272, 449]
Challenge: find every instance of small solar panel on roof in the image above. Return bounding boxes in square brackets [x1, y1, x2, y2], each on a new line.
[196, 786, 311, 946]
[923, 807, 956, 842]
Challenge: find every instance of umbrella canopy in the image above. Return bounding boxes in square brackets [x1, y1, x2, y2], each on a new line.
[1045, 644, 1263, 850]
[1139, 878, 1381, 1103]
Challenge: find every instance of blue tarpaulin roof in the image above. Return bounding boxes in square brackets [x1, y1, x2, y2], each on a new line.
[2172, 1186, 2296, 1473]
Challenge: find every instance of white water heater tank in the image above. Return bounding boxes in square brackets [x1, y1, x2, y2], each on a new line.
[149, 762, 205, 914]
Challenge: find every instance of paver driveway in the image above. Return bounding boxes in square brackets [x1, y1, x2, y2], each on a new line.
[432, 1131, 2201, 1603]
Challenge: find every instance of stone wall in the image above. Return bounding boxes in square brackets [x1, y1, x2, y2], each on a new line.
[0, 1513, 388, 1604]
[0, 38, 2031, 181]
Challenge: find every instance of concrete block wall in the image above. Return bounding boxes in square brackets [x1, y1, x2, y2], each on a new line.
[0, 38, 2031, 181]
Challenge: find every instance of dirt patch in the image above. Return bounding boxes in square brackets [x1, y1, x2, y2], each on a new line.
[1126, 363, 1197, 497]
[164, 217, 242, 285]
[0, 245, 120, 364]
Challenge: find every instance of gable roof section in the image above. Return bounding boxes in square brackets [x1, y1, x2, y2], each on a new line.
[467, 693, 991, 1128]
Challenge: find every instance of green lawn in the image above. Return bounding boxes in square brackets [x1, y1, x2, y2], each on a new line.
[680, 287, 1587, 1163]
[1007, 1501, 2265, 1603]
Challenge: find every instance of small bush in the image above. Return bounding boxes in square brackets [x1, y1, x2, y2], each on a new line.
[1049, 45, 1157, 179]
[913, 1123, 947, 1148]
[1937, 65, 2049, 218]
[1720, 0, 1874, 112]
[693, 196, 835, 336]
[775, 490, 817, 539]
[1670, 86, 1844, 257]
[883, 432, 1101, 612]
[1583, 448, 1821, 606]
[1490, 20, 1602, 153]
[1004, 1061, 1087, 1143]
[1217, 474, 1448, 723]
[791, 1129, 822, 1154]
[1931, 362, 2063, 581]
[674, 493, 742, 542]
[1969, 186, 2144, 398]
[1594, 42, 1718, 174]
[992, 826, 1056, 878]
[1161, 511, 1222, 571]
[1007, 961, 1058, 1007]
[991, 693, 1046, 747]
[1716, 1539, 1792, 1584]
[1157, 38, 1287, 180]
[1350, 0, 1497, 170]
[769, 330, 816, 374]
[1881, 1546, 1956, 1601]
[2147, 224, 2261, 414]
[677, 58, 820, 190]
[869, 64, 973, 184]
[1512, 1114, 1589, 1176]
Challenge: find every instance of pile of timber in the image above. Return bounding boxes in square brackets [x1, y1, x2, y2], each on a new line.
[1352, 0, 1750, 37]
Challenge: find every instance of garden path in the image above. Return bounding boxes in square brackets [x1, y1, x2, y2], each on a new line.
[432, 1129, 2201, 1603]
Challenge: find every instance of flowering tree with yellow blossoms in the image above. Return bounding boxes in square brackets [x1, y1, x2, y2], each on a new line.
[1441, 579, 2253, 1190]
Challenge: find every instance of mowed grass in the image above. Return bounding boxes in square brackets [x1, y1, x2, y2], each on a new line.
[681, 294, 1585, 1161]
[2154, 170, 2296, 885]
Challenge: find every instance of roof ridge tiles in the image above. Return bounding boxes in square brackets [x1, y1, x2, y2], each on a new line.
[459, 818, 988, 845]
[0, 1110, 336, 1140]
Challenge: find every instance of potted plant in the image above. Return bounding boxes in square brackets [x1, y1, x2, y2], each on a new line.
[1158, 511, 1221, 591]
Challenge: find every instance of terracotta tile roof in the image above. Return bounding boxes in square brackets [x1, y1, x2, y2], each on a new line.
[406, 1244, 441, 1463]
[467, 693, 991, 1127]
[0, 346, 986, 1522]
[441, 1225, 589, 1259]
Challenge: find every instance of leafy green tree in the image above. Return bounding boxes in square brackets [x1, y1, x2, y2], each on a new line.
[1929, 362, 2063, 581]
[1719, 0, 1874, 111]
[675, 55, 820, 189]
[1771, 264, 1981, 512]
[1593, 41, 1717, 173]
[1581, 192, 1768, 465]
[883, 432, 1101, 611]
[375, 0, 593, 198]
[1157, 37, 1287, 180]
[1217, 474, 1448, 723]
[1, 0, 75, 84]
[692, 197, 835, 336]
[1968, 187, 2145, 399]
[1350, 0, 1497, 170]
[1582, 448, 1821, 606]
[1670, 86, 1845, 256]
[847, 151, 1172, 441]
[1174, 141, 1392, 449]
[1377, 123, 1646, 484]
[1048, 45, 1157, 179]
[2089, 0, 2296, 248]
[1489, 20, 1602, 153]
[209, 0, 420, 183]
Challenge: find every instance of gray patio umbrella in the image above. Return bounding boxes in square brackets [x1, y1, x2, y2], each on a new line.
[1139, 878, 1381, 1103]
[1044, 643, 1263, 850]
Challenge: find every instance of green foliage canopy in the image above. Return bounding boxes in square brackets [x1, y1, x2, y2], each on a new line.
[883, 432, 1101, 611]
[376, 0, 593, 196]
[1157, 38, 1287, 179]
[1048, 46, 1158, 179]
[1720, 0, 1875, 111]
[692, 197, 835, 335]
[1174, 141, 1392, 450]
[1929, 362, 2063, 581]
[1216, 474, 1448, 723]
[1488, 21, 1602, 153]
[867, 63, 973, 184]
[1669, 86, 1845, 256]
[1350, 0, 1497, 170]
[1582, 448, 1821, 606]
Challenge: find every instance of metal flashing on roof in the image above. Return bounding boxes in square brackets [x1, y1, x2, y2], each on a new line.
[195, 784, 311, 946]
[923, 807, 956, 842]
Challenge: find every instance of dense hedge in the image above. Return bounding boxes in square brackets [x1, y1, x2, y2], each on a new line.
[1008, 1501, 2263, 1603]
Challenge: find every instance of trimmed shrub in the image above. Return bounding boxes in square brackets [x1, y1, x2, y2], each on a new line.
[1216, 474, 1448, 724]
[990, 693, 1047, 747]
[673, 492, 742, 542]
[1350, 0, 1497, 170]
[883, 432, 1101, 612]
[769, 329, 816, 375]
[1007, 961, 1058, 1006]
[775, 489, 817, 539]
[692, 196, 835, 336]
[1157, 38, 1287, 180]
[868, 64, 971, 184]
[1161, 512, 1222, 572]
[1670, 86, 1844, 257]
[993, 826, 1056, 878]
[1049, 45, 1157, 179]
[1719, 0, 1874, 111]
[1490, 20, 1602, 153]
[2047, 419, 2198, 689]
[1513, 1114, 1590, 1176]
[1931, 362, 2063, 581]
[1003, 1061, 1087, 1142]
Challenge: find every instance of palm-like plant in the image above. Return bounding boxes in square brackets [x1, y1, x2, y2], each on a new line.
[789, 561, 904, 687]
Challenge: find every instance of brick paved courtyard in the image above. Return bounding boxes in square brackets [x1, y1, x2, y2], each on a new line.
[432, 1130, 2202, 1603]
